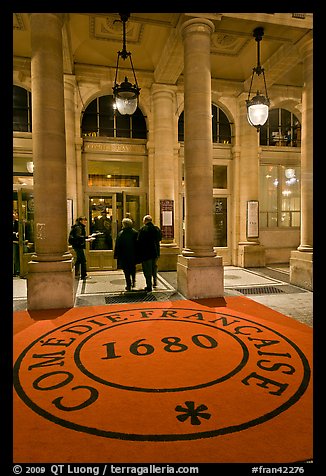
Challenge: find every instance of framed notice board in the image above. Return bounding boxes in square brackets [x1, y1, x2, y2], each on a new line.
[213, 197, 227, 247]
[247, 200, 259, 238]
[160, 199, 174, 239]
[67, 199, 73, 228]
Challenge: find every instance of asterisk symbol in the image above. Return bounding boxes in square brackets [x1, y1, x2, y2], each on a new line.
[175, 401, 211, 425]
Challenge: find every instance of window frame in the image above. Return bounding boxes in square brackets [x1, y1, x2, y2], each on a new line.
[178, 104, 234, 144]
[259, 163, 301, 229]
[81, 95, 147, 139]
[259, 108, 301, 147]
[13, 85, 32, 133]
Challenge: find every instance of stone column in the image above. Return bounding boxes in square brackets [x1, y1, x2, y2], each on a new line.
[151, 84, 180, 270]
[64, 74, 78, 222]
[290, 34, 313, 290]
[177, 18, 223, 298]
[27, 13, 74, 310]
[237, 95, 265, 267]
[231, 145, 241, 265]
[75, 138, 84, 217]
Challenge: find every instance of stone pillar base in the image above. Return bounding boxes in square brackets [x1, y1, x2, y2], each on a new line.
[290, 250, 313, 291]
[158, 245, 180, 271]
[27, 259, 75, 310]
[238, 244, 265, 268]
[177, 255, 224, 299]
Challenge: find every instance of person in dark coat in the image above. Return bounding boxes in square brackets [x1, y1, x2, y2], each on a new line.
[70, 216, 95, 280]
[137, 214, 162, 292]
[114, 217, 139, 291]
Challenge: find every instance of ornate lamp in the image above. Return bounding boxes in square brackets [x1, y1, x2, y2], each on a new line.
[246, 27, 270, 130]
[113, 13, 140, 115]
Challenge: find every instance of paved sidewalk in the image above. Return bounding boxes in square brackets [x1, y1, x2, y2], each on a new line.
[223, 266, 312, 327]
[13, 266, 312, 327]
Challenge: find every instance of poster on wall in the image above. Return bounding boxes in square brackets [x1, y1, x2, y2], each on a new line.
[213, 197, 227, 247]
[247, 200, 259, 238]
[67, 199, 73, 230]
[160, 199, 174, 239]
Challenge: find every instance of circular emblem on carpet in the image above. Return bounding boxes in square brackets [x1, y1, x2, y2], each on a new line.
[14, 306, 310, 442]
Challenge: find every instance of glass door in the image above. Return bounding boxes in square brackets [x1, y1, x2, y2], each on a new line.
[13, 187, 35, 277]
[87, 195, 117, 271]
[86, 193, 146, 271]
[213, 197, 227, 247]
[123, 192, 146, 231]
[89, 196, 115, 251]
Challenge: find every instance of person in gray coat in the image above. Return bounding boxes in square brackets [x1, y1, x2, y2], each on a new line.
[137, 215, 162, 292]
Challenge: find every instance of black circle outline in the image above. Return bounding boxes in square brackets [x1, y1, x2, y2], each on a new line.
[13, 307, 311, 441]
[75, 319, 248, 392]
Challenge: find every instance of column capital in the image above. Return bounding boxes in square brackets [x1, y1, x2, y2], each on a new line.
[146, 140, 155, 154]
[151, 83, 177, 97]
[173, 143, 181, 154]
[75, 138, 83, 151]
[231, 145, 241, 156]
[64, 73, 76, 86]
[297, 31, 313, 58]
[237, 91, 249, 102]
[180, 17, 215, 40]
[29, 12, 65, 27]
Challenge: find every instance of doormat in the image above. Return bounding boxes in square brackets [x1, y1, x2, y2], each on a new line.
[13, 297, 312, 463]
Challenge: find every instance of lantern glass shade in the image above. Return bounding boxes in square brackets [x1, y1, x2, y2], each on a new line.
[113, 77, 139, 115]
[246, 94, 269, 127]
[115, 95, 138, 115]
[115, 96, 138, 115]
[26, 161, 34, 173]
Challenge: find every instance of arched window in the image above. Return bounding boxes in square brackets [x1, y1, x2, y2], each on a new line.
[81, 95, 147, 139]
[212, 104, 232, 144]
[259, 108, 301, 147]
[13, 85, 32, 132]
[178, 104, 233, 144]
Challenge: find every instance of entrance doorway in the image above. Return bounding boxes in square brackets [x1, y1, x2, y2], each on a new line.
[13, 187, 35, 277]
[86, 192, 146, 271]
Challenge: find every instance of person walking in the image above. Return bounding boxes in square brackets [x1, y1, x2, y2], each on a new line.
[69, 216, 95, 280]
[137, 215, 162, 292]
[114, 217, 139, 291]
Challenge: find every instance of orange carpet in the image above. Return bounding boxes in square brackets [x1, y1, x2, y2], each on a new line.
[13, 297, 312, 463]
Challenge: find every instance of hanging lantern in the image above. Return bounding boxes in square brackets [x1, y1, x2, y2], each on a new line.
[112, 13, 140, 115]
[246, 27, 270, 130]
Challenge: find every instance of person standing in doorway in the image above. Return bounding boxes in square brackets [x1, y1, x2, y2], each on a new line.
[114, 217, 139, 291]
[69, 216, 95, 280]
[13, 210, 20, 277]
[92, 211, 113, 249]
[137, 215, 162, 292]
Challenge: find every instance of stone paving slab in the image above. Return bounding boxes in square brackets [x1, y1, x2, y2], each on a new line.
[77, 270, 174, 296]
[224, 266, 283, 288]
[13, 267, 313, 329]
